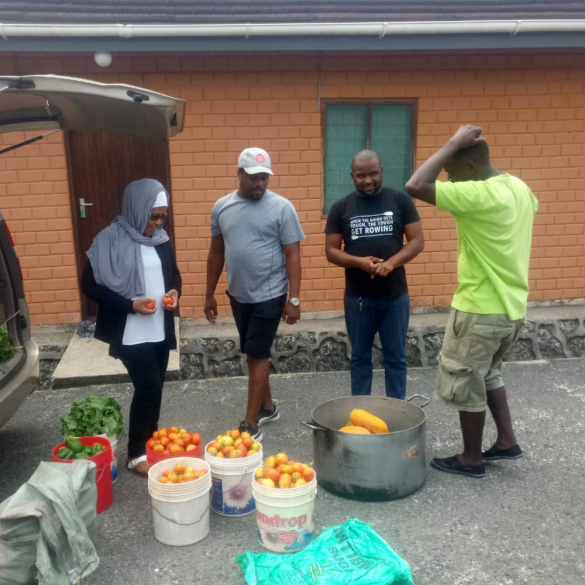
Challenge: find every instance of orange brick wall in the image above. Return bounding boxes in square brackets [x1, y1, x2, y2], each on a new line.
[1, 49, 584, 325]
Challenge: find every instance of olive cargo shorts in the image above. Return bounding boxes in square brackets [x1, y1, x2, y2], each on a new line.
[435, 309, 523, 412]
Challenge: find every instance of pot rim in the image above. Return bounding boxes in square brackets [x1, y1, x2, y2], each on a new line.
[310, 395, 427, 436]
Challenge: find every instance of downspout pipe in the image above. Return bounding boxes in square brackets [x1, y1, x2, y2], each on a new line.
[0, 20, 585, 39]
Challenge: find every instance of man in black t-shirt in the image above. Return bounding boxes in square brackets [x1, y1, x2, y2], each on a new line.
[325, 150, 424, 398]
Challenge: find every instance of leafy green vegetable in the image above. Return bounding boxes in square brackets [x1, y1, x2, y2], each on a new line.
[60, 395, 124, 438]
[0, 326, 15, 362]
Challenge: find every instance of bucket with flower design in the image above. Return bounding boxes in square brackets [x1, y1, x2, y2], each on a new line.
[204, 442, 263, 516]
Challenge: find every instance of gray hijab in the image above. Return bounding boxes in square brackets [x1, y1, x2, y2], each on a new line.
[87, 179, 170, 300]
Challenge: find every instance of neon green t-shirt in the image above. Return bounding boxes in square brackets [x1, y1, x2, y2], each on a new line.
[436, 173, 538, 320]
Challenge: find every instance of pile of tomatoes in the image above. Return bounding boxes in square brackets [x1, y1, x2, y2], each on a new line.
[206, 428, 262, 459]
[157, 461, 208, 484]
[254, 452, 315, 489]
[147, 425, 202, 455]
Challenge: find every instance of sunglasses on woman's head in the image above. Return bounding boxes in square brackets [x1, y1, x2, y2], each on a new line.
[149, 213, 168, 222]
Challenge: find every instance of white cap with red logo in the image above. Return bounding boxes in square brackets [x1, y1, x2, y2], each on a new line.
[238, 147, 273, 175]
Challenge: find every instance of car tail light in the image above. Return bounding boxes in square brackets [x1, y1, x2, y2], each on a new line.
[3, 219, 22, 279]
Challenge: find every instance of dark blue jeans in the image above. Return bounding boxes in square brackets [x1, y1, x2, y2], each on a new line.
[344, 293, 410, 399]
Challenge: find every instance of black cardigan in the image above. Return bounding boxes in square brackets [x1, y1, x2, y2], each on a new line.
[81, 241, 182, 359]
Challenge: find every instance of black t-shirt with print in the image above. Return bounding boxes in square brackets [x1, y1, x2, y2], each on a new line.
[325, 187, 420, 299]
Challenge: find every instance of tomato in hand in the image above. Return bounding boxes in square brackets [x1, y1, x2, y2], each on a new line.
[163, 295, 174, 306]
[145, 300, 156, 310]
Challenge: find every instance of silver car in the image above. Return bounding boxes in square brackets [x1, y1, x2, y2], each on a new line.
[0, 75, 185, 428]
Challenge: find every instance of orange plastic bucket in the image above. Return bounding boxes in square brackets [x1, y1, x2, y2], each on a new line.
[146, 442, 203, 467]
[51, 436, 113, 514]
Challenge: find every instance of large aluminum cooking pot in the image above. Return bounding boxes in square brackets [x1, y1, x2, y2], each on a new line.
[303, 395, 429, 501]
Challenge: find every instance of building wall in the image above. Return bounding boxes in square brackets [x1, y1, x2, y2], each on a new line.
[1, 49, 584, 325]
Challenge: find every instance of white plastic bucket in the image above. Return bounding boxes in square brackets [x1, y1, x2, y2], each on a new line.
[147, 457, 211, 546]
[204, 442, 263, 517]
[252, 470, 318, 554]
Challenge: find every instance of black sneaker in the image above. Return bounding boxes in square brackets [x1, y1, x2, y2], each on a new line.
[482, 444, 524, 461]
[258, 406, 280, 427]
[239, 421, 263, 442]
[431, 455, 485, 478]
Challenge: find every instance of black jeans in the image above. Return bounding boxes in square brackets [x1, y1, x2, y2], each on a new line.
[119, 341, 170, 459]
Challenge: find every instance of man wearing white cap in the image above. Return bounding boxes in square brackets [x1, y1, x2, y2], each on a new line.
[205, 147, 305, 440]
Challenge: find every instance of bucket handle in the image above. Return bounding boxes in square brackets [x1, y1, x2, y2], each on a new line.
[301, 421, 328, 432]
[407, 394, 430, 408]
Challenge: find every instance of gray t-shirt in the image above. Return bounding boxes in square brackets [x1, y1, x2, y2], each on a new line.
[210, 190, 305, 304]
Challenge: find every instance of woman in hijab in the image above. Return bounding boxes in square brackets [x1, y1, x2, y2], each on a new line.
[81, 178, 181, 476]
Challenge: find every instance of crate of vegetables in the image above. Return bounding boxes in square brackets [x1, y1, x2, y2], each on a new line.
[146, 425, 203, 466]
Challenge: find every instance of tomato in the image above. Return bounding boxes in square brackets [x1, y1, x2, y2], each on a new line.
[162, 450, 170, 455]
[222, 446, 234, 456]
[168, 432, 179, 442]
[152, 444, 164, 453]
[146, 438, 156, 450]
[178, 428, 187, 435]
[145, 300, 156, 310]
[162, 468, 172, 477]
[152, 431, 159, 440]
[186, 444, 197, 452]
[191, 433, 201, 446]
[265, 469, 281, 483]
[279, 474, 293, 489]
[174, 439, 185, 448]
[265, 456, 276, 469]
[275, 453, 288, 466]
[303, 468, 315, 483]
[181, 434, 192, 446]
[169, 444, 183, 454]
[242, 438, 253, 449]
[169, 426, 179, 434]
[158, 429, 168, 439]
[163, 295, 174, 306]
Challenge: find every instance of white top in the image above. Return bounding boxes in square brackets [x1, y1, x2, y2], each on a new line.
[122, 245, 166, 346]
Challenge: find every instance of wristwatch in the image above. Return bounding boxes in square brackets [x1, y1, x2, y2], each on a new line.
[288, 298, 301, 307]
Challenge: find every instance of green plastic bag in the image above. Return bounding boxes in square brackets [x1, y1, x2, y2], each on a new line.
[237, 519, 414, 585]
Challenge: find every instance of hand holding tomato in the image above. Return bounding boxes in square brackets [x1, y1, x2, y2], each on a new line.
[164, 289, 179, 311]
[133, 298, 156, 315]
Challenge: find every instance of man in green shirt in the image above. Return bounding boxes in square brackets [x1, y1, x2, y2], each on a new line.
[405, 125, 538, 479]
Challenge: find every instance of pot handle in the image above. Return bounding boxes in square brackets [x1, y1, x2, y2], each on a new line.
[407, 394, 431, 408]
[301, 421, 328, 432]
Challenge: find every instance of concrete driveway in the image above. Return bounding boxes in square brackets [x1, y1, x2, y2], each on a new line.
[1, 359, 584, 584]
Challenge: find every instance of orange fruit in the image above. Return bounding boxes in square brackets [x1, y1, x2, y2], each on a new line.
[279, 473, 293, 489]
[275, 453, 288, 466]
[153, 444, 165, 453]
[266, 456, 276, 469]
[169, 444, 183, 454]
[223, 445, 235, 456]
[294, 478, 308, 487]
[303, 468, 315, 483]
[265, 469, 281, 483]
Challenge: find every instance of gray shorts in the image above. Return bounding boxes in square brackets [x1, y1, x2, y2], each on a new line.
[435, 309, 523, 413]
